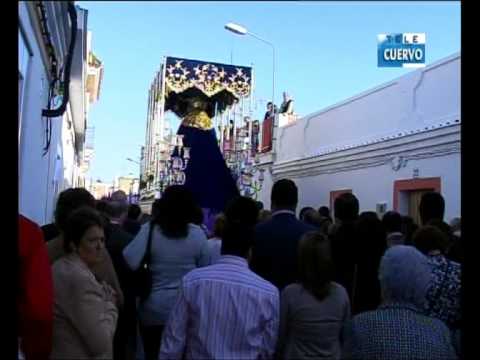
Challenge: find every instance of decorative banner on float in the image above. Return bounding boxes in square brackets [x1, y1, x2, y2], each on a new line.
[160, 57, 253, 118]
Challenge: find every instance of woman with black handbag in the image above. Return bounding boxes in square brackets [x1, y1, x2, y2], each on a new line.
[123, 186, 210, 360]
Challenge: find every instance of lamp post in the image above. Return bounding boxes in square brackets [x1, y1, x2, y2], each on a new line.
[126, 157, 141, 181]
[126, 157, 140, 165]
[224, 22, 273, 198]
[126, 157, 141, 179]
[224, 22, 275, 111]
[127, 157, 143, 197]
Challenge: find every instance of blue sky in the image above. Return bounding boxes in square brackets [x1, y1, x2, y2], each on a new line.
[77, 1, 460, 182]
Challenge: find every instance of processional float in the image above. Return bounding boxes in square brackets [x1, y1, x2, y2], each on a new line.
[155, 56, 261, 223]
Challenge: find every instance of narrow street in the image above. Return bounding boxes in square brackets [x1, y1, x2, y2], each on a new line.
[18, 2, 462, 360]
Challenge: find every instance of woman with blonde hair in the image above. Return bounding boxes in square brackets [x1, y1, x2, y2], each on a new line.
[276, 231, 350, 359]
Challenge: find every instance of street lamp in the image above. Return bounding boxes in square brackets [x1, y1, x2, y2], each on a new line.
[224, 22, 275, 111]
[126, 157, 144, 197]
[224, 22, 247, 35]
[126, 157, 140, 165]
[224, 22, 274, 197]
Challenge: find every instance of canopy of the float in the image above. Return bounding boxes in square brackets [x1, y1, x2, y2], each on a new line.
[159, 56, 253, 118]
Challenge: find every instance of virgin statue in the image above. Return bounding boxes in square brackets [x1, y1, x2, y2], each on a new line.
[161, 56, 252, 231]
[176, 96, 239, 220]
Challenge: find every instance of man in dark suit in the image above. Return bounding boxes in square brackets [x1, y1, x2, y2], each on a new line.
[123, 204, 142, 237]
[250, 179, 316, 291]
[329, 192, 360, 302]
[103, 200, 136, 360]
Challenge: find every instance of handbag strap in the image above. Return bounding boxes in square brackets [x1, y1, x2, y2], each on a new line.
[143, 222, 154, 265]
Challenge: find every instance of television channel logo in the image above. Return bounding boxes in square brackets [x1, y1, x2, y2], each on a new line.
[378, 33, 425, 68]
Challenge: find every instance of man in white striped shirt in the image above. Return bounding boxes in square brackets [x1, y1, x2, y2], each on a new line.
[160, 197, 280, 359]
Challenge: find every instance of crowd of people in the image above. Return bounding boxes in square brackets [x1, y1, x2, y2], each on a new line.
[17, 179, 462, 359]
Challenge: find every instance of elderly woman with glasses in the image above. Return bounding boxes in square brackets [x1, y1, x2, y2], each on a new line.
[50, 207, 118, 359]
[348, 245, 457, 360]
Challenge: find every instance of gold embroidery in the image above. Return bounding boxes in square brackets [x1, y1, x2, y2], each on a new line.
[164, 59, 251, 98]
[182, 109, 213, 130]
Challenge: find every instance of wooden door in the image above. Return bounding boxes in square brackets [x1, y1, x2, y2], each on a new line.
[408, 189, 432, 226]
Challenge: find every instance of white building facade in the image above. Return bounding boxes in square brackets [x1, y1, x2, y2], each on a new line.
[256, 53, 460, 224]
[18, 2, 103, 225]
[140, 69, 170, 200]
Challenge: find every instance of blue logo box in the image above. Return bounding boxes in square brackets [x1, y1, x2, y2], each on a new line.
[378, 33, 426, 68]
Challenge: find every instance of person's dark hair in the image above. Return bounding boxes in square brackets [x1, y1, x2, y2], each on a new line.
[426, 218, 452, 236]
[111, 190, 128, 203]
[191, 205, 204, 226]
[359, 211, 379, 221]
[426, 219, 454, 250]
[154, 185, 196, 238]
[299, 206, 315, 222]
[401, 216, 419, 245]
[413, 225, 450, 255]
[55, 188, 96, 232]
[104, 200, 129, 220]
[140, 213, 152, 225]
[318, 206, 331, 218]
[298, 231, 334, 301]
[213, 213, 226, 239]
[319, 217, 333, 235]
[447, 235, 462, 264]
[256, 201, 264, 211]
[127, 204, 142, 220]
[303, 209, 323, 227]
[334, 193, 359, 223]
[271, 179, 298, 210]
[450, 218, 461, 234]
[419, 192, 445, 225]
[355, 211, 387, 258]
[151, 199, 162, 220]
[63, 207, 105, 253]
[221, 196, 259, 257]
[382, 211, 402, 233]
[96, 200, 109, 214]
[258, 209, 272, 223]
[353, 212, 387, 313]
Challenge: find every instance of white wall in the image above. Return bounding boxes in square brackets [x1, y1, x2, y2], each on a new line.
[256, 53, 460, 222]
[62, 104, 77, 189]
[256, 165, 274, 210]
[293, 153, 460, 222]
[19, 2, 62, 224]
[18, 2, 80, 225]
[275, 54, 460, 163]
